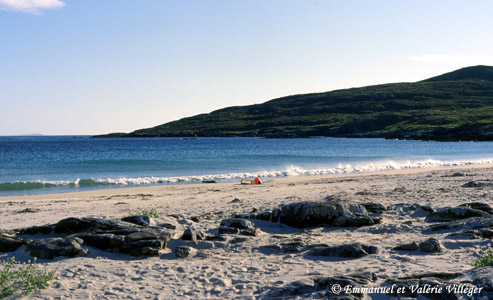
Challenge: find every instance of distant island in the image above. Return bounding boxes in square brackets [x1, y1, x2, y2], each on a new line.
[94, 65, 493, 141]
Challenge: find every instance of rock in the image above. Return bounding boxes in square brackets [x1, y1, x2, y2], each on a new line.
[281, 241, 304, 253]
[277, 201, 375, 228]
[254, 211, 272, 221]
[265, 272, 377, 299]
[425, 216, 493, 232]
[394, 238, 442, 253]
[0, 234, 26, 252]
[77, 225, 173, 257]
[394, 241, 419, 251]
[218, 226, 240, 235]
[174, 246, 197, 259]
[462, 181, 492, 188]
[418, 238, 442, 253]
[459, 202, 493, 215]
[456, 266, 493, 292]
[220, 218, 254, 230]
[26, 237, 88, 259]
[17, 225, 53, 235]
[389, 203, 434, 218]
[308, 243, 378, 258]
[80, 233, 126, 250]
[361, 202, 387, 214]
[181, 227, 205, 242]
[479, 228, 493, 238]
[190, 216, 201, 223]
[53, 217, 139, 234]
[229, 198, 241, 203]
[121, 215, 156, 227]
[426, 207, 487, 222]
[271, 208, 281, 223]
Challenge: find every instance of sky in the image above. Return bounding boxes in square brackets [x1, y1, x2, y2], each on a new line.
[1, 0, 493, 135]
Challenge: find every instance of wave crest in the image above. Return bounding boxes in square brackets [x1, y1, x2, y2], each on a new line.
[1, 158, 492, 193]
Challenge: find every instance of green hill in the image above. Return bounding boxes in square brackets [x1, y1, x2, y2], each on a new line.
[95, 65, 493, 141]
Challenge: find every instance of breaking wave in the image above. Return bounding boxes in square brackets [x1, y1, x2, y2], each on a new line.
[1, 158, 492, 193]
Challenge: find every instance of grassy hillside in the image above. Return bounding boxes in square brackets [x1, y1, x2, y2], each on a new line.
[95, 65, 493, 141]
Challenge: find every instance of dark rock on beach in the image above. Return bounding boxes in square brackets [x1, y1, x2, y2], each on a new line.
[17, 225, 53, 235]
[425, 215, 493, 232]
[459, 202, 493, 215]
[79, 227, 173, 257]
[218, 218, 260, 236]
[361, 202, 387, 214]
[264, 272, 377, 299]
[418, 238, 442, 253]
[181, 227, 205, 243]
[276, 201, 376, 228]
[394, 238, 442, 253]
[307, 243, 378, 258]
[26, 237, 88, 259]
[0, 233, 26, 252]
[121, 215, 156, 227]
[425, 207, 487, 222]
[174, 245, 197, 259]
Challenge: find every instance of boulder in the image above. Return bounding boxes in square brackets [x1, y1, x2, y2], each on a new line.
[0, 234, 26, 252]
[218, 218, 260, 236]
[218, 226, 240, 235]
[393, 241, 419, 251]
[394, 238, 442, 253]
[53, 217, 139, 234]
[175, 246, 197, 259]
[220, 218, 255, 230]
[459, 202, 493, 215]
[308, 243, 378, 258]
[121, 215, 156, 227]
[425, 207, 486, 222]
[361, 202, 386, 214]
[26, 237, 87, 259]
[277, 201, 375, 228]
[181, 227, 205, 242]
[16, 225, 53, 235]
[425, 216, 493, 232]
[418, 238, 442, 253]
[456, 266, 493, 292]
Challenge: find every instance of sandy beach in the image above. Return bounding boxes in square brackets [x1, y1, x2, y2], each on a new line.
[1, 164, 493, 299]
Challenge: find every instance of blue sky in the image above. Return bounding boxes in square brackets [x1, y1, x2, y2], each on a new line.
[1, 0, 492, 135]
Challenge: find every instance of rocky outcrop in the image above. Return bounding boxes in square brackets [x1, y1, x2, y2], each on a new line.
[4, 217, 176, 259]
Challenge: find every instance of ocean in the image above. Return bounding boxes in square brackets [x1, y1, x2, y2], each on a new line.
[0, 136, 492, 196]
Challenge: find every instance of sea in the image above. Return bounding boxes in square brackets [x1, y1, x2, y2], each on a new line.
[0, 136, 492, 196]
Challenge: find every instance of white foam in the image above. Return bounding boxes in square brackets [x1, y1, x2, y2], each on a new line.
[91, 157, 493, 186]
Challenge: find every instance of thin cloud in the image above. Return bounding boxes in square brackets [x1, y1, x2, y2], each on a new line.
[0, 0, 65, 13]
[409, 54, 471, 64]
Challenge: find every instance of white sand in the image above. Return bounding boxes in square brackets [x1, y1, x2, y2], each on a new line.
[1, 164, 492, 299]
